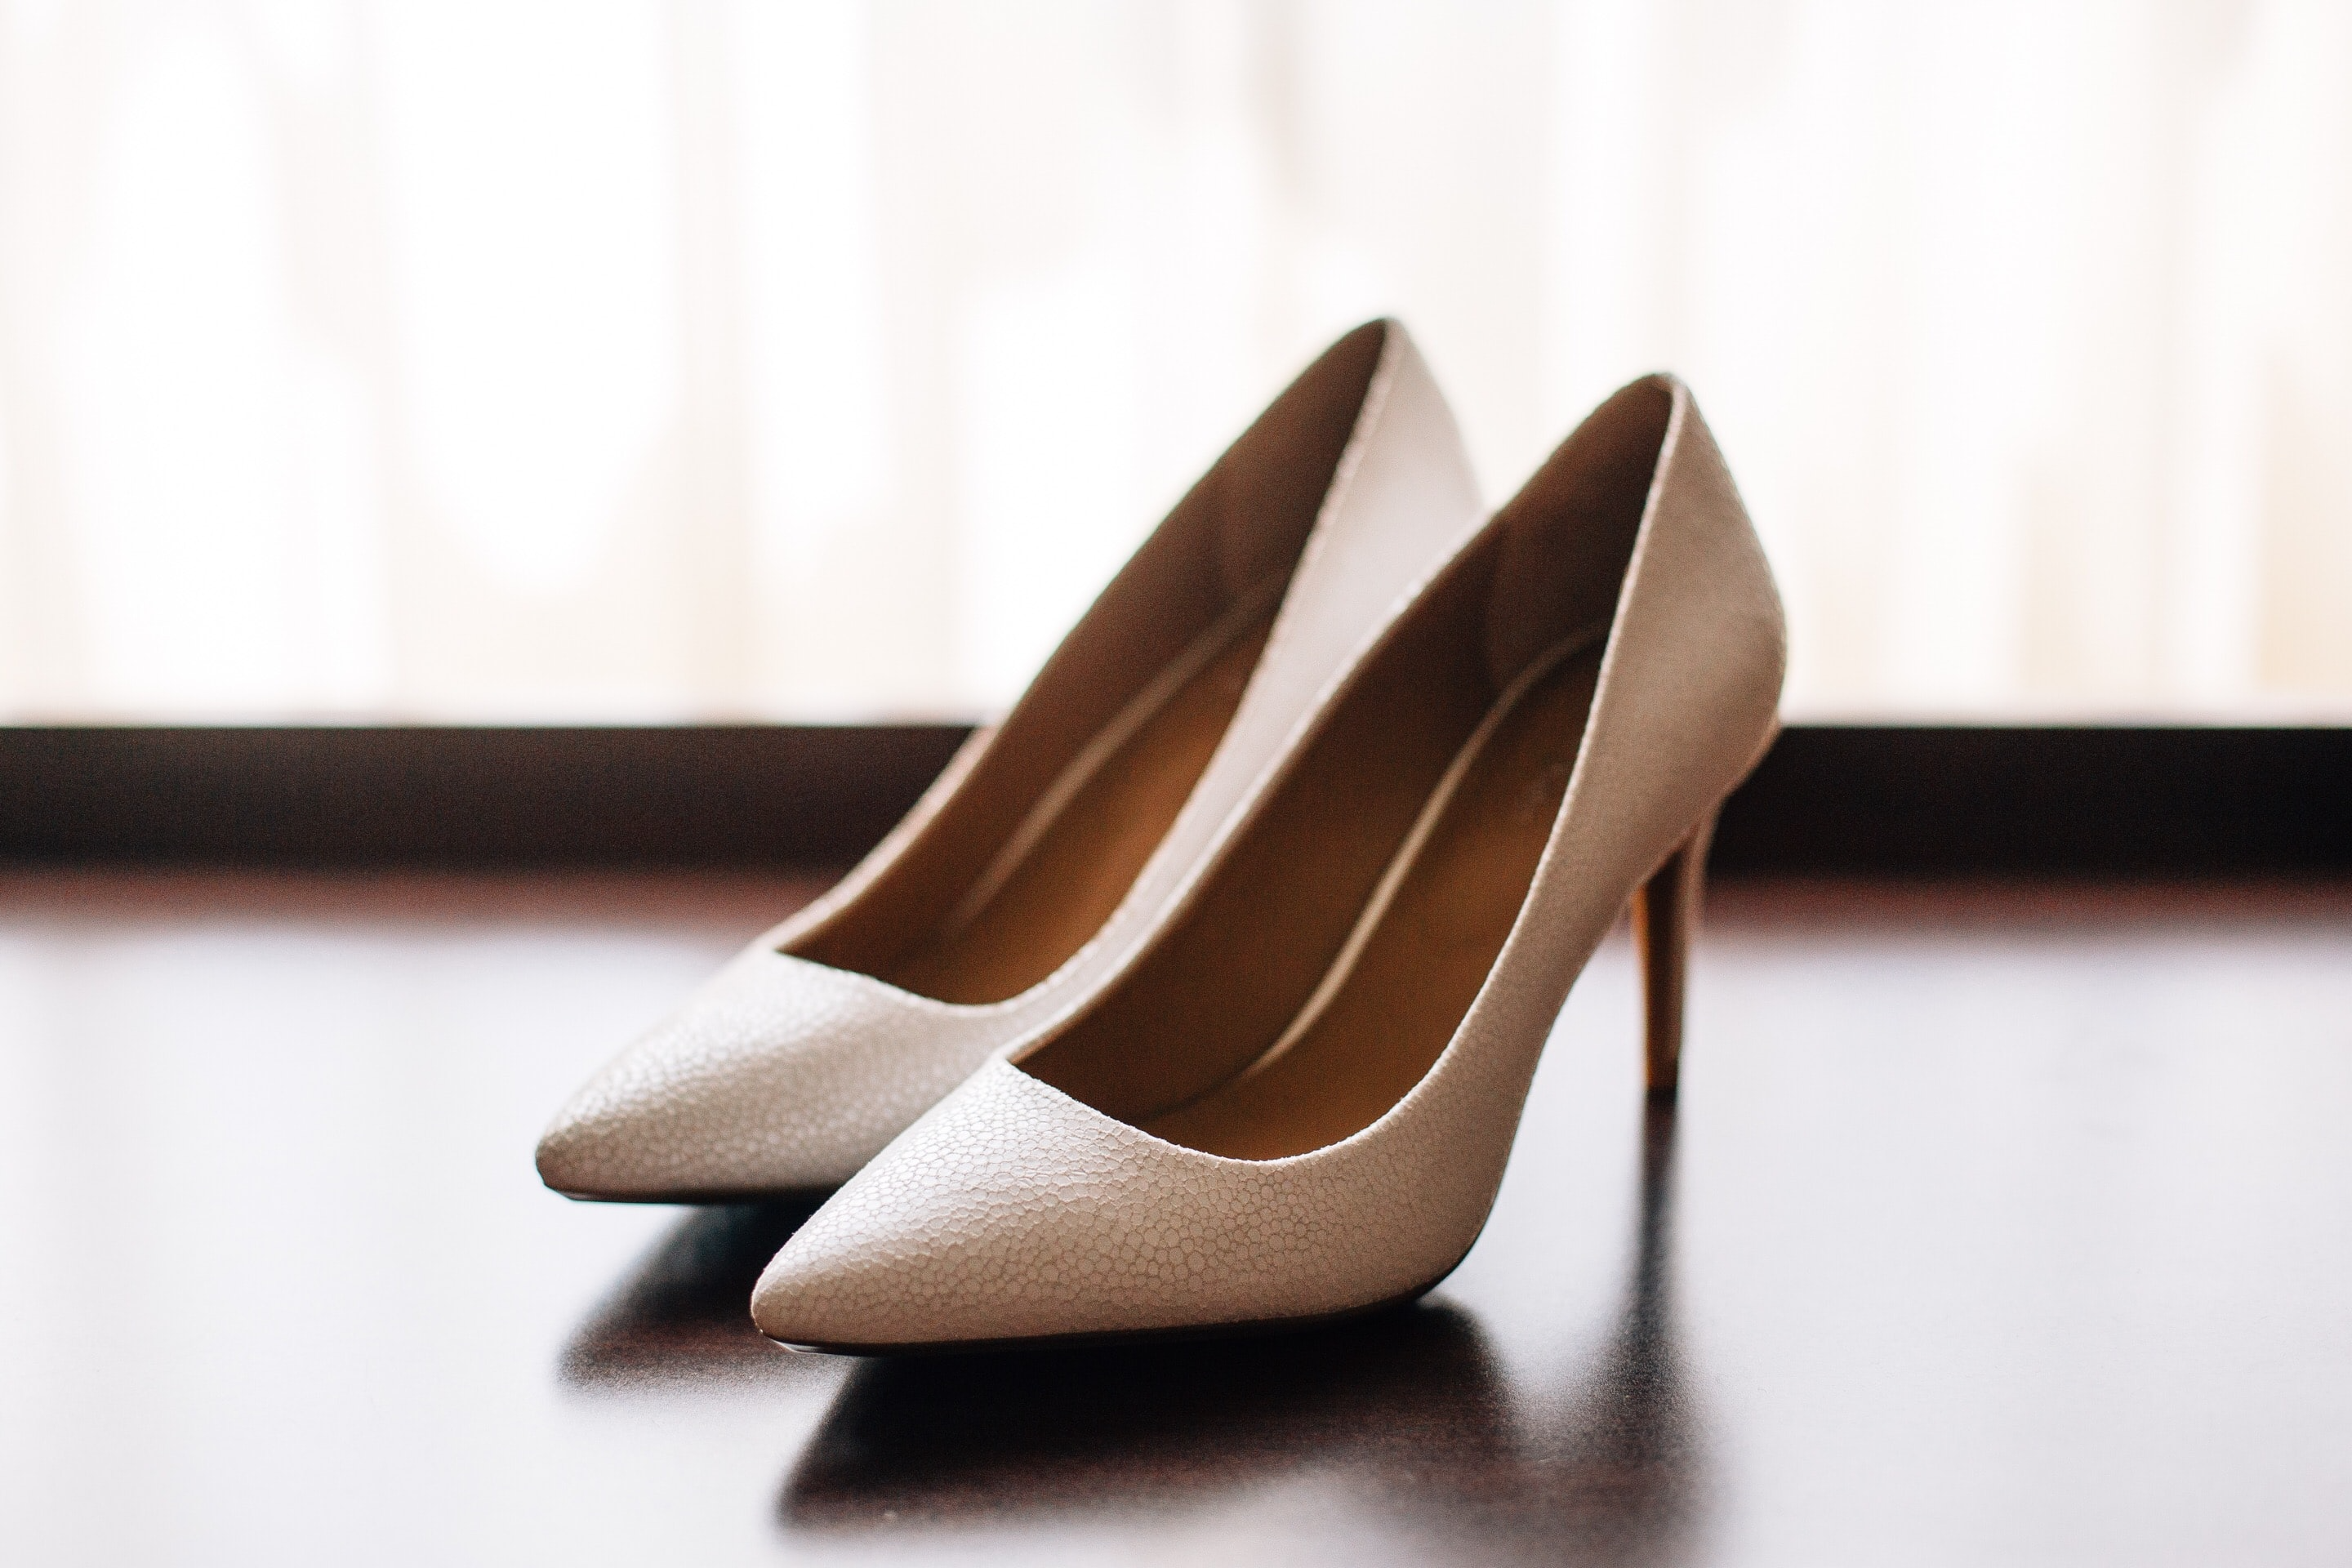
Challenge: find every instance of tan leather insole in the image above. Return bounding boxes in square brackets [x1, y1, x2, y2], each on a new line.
[1016, 568, 1500, 1119]
[877, 610, 1276, 1004]
[1141, 642, 1602, 1160]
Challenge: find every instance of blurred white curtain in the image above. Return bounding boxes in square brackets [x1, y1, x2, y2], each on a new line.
[1, 0, 2346, 721]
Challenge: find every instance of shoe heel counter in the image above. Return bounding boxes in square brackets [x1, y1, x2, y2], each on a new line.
[1650, 381, 1789, 751]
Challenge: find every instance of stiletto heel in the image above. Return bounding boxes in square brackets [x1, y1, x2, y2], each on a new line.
[1633, 806, 1716, 1103]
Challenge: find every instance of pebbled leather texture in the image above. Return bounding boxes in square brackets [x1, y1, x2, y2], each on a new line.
[536, 322, 1485, 1200]
[749, 376, 1788, 1347]
[536, 949, 1012, 1200]
[752, 1058, 1477, 1345]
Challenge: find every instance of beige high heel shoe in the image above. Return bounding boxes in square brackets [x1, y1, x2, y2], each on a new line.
[537, 321, 1484, 1200]
[749, 373, 1784, 1350]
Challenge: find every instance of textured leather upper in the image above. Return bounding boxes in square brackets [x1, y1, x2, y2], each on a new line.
[749, 377, 1788, 1344]
[752, 1057, 1494, 1345]
[535, 948, 1014, 1200]
[536, 324, 1484, 1199]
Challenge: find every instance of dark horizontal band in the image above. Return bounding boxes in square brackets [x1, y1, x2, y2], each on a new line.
[1, 724, 2345, 875]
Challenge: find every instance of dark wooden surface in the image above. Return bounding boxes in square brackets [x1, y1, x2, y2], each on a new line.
[6, 724, 2350, 873]
[2, 871, 2348, 1565]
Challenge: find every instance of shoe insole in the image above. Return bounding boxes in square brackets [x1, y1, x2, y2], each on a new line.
[1141, 640, 1601, 1160]
[876, 605, 1277, 1005]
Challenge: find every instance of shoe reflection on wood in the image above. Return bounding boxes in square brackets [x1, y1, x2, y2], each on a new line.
[559, 1198, 831, 1391]
[781, 1303, 1513, 1526]
[774, 1102, 1700, 1562]
[1517, 1100, 1704, 1556]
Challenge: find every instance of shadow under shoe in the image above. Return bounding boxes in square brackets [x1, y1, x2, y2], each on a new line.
[774, 1101, 1708, 1566]
[779, 1300, 1513, 1527]
[561, 1198, 833, 1392]
[1503, 1101, 1708, 1566]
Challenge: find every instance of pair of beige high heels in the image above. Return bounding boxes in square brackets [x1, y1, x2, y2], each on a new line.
[538, 321, 1785, 1352]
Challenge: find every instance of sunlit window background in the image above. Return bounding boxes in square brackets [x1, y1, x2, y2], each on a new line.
[2, 0, 2347, 724]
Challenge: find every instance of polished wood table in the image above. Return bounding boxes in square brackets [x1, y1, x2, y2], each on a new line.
[3, 872, 2346, 1565]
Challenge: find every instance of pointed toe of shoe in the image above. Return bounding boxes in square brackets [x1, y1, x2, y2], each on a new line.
[533, 1102, 645, 1200]
[746, 1170, 1013, 1351]
[747, 1235, 867, 1349]
[532, 1013, 772, 1203]
[534, 1077, 730, 1202]
[534, 947, 1001, 1202]
[746, 1058, 1502, 1351]
[746, 1062, 1145, 1349]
